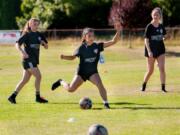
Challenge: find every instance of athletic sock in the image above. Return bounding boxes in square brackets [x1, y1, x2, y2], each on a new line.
[103, 100, 109, 104]
[141, 82, 147, 91]
[51, 79, 62, 91]
[36, 91, 40, 99]
[162, 84, 165, 90]
[11, 91, 18, 98]
[161, 84, 167, 92]
[103, 101, 110, 109]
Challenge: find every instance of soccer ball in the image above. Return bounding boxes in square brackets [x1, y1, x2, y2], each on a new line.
[88, 124, 108, 135]
[79, 97, 92, 109]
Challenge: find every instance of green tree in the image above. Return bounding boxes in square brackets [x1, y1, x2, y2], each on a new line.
[0, 0, 21, 29]
[16, 0, 112, 29]
[152, 0, 180, 26]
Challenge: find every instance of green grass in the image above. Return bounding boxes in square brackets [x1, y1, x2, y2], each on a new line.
[0, 40, 180, 135]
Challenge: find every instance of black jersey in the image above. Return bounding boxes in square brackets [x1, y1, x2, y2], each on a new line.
[74, 42, 104, 74]
[17, 31, 47, 64]
[144, 23, 166, 57]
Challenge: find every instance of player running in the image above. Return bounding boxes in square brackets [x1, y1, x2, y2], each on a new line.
[8, 18, 48, 104]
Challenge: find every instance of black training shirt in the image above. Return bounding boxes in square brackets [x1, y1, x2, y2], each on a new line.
[17, 31, 47, 64]
[144, 23, 166, 47]
[74, 42, 104, 73]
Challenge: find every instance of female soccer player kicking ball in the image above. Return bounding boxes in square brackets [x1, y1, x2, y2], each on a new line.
[51, 22, 121, 109]
[8, 18, 48, 104]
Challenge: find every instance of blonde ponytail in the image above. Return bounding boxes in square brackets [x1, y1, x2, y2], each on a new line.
[151, 7, 163, 24]
[22, 18, 40, 35]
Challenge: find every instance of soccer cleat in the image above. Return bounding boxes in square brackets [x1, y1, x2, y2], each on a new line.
[162, 89, 167, 93]
[8, 96, 16, 104]
[51, 79, 62, 91]
[104, 103, 110, 109]
[36, 97, 48, 103]
[141, 83, 147, 92]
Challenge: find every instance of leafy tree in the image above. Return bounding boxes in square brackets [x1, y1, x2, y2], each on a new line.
[109, 0, 153, 28]
[152, 0, 180, 26]
[16, 0, 112, 29]
[0, 0, 21, 29]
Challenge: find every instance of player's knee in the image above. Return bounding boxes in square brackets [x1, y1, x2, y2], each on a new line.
[148, 69, 154, 74]
[35, 74, 42, 80]
[20, 79, 29, 84]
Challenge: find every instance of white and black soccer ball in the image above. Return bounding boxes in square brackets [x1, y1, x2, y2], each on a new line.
[79, 97, 92, 109]
[88, 124, 108, 135]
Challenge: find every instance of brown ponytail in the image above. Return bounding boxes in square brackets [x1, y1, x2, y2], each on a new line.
[81, 28, 94, 44]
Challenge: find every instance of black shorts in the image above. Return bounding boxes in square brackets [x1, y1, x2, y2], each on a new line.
[77, 70, 98, 81]
[22, 61, 38, 70]
[145, 44, 165, 58]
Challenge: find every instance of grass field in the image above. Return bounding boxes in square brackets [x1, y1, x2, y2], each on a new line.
[0, 39, 180, 135]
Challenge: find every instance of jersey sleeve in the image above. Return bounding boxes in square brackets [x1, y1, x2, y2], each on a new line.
[16, 33, 28, 46]
[73, 46, 81, 57]
[39, 32, 48, 44]
[162, 25, 167, 35]
[97, 42, 104, 52]
[144, 24, 151, 38]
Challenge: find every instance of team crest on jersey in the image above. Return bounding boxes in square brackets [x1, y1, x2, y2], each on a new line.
[38, 37, 42, 42]
[94, 49, 98, 54]
[160, 29, 163, 34]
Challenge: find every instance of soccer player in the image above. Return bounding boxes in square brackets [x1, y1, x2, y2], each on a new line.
[141, 7, 168, 92]
[8, 18, 48, 104]
[51, 22, 121, 109]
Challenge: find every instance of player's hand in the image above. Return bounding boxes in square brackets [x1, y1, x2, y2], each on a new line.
[148, 52, 153, 58]
[22, 51, 29, 59]
[41, 41, 48, 49]
[60, 54, 64, 59]
[43, 44, 48, 49]
[114, 20, 121, 31]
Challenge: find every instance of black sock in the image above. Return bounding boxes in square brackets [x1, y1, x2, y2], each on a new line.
[36, 91, 40, 98]
[142, 82, 147, 91]
[162, 84, 165, 90]
[10, 91, 18, 98]
[51, 79, 62, 90]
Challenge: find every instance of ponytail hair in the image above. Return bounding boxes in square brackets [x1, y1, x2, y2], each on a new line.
[22, 18, 40, 35]
[151, 7, 163, 24]
[81, 28, 94, 43]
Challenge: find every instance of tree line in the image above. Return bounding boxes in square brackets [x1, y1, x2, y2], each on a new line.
[0, 0, 179, 30]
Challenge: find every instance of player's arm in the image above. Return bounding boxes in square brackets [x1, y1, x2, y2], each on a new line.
[60, 45, 80, 60]
[15, 43, 29, 59]
[163, 33, 170, 40]
[103, 31, 120, 48]
[103, 21, 121, 48]
[41, 40, 48, 49]
[144, 38, 153, 57]
[60, 54, 76, 60]
[15, 34, 29, 59]
[40, 33, 48, 49]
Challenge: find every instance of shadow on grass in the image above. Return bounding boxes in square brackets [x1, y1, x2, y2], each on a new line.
[92, 102, 151, 110]
[122, 106, 180, 110]
[110, 102, 150, 106]
[166, 51, 180, 57]
[49, 102, 150, 106]
[49, 102, 78, 105]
